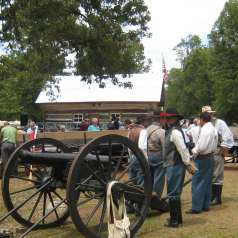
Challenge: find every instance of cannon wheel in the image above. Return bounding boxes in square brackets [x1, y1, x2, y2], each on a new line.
[2, 138, 70, 229]
[67, 134, 151, 238]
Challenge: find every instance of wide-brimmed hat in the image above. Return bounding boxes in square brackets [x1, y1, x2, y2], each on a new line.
[161, 108, 184, 119]
[201, 105, 216, 113]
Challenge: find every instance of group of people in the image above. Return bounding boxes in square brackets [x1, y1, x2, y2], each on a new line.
[0, 119, 38, 175]
[80, 117, 132, 131]
[127, 105, 234, 228]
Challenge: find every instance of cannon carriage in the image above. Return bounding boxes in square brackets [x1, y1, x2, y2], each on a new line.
[0, 134, 157, 238]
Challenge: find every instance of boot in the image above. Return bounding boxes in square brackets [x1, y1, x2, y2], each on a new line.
[177, 199, 183, 224]
[211, 184, 222, 205]
[165, 199, 181, 228]
[210, 184, 217, 202]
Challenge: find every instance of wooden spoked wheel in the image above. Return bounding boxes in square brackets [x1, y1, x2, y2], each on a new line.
[1, 138, 70, 229]
[67, 134, 151, 238]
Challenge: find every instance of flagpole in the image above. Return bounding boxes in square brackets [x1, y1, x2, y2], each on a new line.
[160, 53, 168, 109]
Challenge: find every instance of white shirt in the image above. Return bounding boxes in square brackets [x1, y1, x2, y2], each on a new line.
[170, 129, 191, 166]
[192, 122, 218, 155]
[186, 125, 201, 144]
[182, 128, 190, 143]
[138, 129, 148, 159]
[138, 129, 147, 150]
[214, 118, 234, 149]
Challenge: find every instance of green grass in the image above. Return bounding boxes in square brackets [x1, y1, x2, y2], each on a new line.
[1, 164, 238, 238]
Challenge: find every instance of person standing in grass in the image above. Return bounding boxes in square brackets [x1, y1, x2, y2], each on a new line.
[202, 106, 234, 205]
[187, 112, 218, 214]
[1, 121, 17, 170]
[147, 113, 165, 199]
[163, 108, 196, 228]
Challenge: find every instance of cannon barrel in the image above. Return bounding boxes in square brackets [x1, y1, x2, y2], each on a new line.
[19, 150, 110, 165]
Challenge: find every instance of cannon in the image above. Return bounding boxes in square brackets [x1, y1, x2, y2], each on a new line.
[0, 135, 156, 238]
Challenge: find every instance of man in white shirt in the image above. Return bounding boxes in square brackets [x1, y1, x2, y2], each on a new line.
[163, 108, 196, 227]
[186, 118, 200, 144]
[202, 106, 234, 205]
[188, 112, 218, 214]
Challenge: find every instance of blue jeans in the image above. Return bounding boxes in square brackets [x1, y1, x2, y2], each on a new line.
[129, 155, 144, 187]
[192, 156, 214, 211]
[148, 153, 165, 198]
[166, 163, 186, 201]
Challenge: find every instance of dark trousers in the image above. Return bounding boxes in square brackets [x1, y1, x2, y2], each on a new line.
[192, 155, 214, 211]
[166, 163, 186, 201]
[1, 142, 15, 169]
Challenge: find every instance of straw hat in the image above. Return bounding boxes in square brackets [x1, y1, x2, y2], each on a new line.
[201, 105, 216, 113]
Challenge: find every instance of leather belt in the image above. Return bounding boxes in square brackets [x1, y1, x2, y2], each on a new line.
[197, 153, 213, 159]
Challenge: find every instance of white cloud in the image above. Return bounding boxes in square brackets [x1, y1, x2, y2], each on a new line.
[143, 0, 228, 72]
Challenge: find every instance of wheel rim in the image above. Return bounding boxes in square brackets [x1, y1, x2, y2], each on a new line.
[2, 138, 70, 229]
[67, 134, 151, 238]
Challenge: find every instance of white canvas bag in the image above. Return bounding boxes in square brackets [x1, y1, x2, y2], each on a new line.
[107, 181, 130, 238]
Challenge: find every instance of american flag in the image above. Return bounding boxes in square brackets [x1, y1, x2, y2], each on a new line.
[162, 56, 169, 82]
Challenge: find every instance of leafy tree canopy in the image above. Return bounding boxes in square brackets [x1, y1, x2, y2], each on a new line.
[173, 34, 202, 67]
[0, 0, 151, 118]
[1, 0, 151, 84]
[166, 36, 213, 118]
[209, 0, 238, 122]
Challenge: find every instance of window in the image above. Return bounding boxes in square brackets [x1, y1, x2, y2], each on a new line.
[73, 113, 83, 123]
[111, 113, 120, 121]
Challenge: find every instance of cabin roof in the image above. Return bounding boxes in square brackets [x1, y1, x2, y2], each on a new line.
[36, 73, 163, 104]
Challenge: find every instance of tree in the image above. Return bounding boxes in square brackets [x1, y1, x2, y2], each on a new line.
[1, 0, 151, 84]
[173, 34, 202, 67]
[166, 36, 213, 117]
[209, 0, 238, 122]
[0, 51, 59, 119]
[0, 0, 151, 118]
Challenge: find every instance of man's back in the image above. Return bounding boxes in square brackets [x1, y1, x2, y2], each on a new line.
[214, 118, 234, 149]
[147, 124, 164, 153]
[1, 125, 17, 144]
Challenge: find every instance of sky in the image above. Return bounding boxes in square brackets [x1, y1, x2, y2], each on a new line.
[143, 0, 228, 74]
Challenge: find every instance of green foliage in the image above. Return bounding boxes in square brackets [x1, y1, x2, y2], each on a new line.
[0, 0, 151, 118]
[167, 0, 238, 123]
[0, 51, 59, 119]
[166, 36, 213, 117]
[209, 0, 238, 122]
[173, 34, 202, 67]
[1, 0, 151, 83]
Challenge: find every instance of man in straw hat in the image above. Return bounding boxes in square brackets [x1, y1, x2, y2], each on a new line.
[162, 108, 197, 227]
[202, 105, 234, 205]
